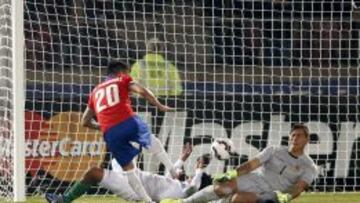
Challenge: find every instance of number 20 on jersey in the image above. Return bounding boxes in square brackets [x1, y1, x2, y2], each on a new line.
[94, 84, 120, 113]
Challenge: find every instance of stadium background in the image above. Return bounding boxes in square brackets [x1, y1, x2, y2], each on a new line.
[13, 0, 360, 197]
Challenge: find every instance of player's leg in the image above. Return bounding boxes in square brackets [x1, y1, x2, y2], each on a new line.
[45, 167, 103, 203]
[62, 167, 102, 202]
[146, 133, 177, 177]
[161, 179, 237, 203]
[231, 173, 274, 203]
[132, 115, 177, 177]
[121, 161, 152, 202]
[232, 192, 277, 203]
[184, 179, 237, 203]
[45, 167, 143, 203]
[105, 117, 152, 202]
[161, 173, 268, 203]
[255, 192, 280, 203]
[99, 168, 141, 201]
[230, 192, 258, 203]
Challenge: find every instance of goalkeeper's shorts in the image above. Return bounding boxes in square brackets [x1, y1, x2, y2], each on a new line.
[236, 173, 272, 195]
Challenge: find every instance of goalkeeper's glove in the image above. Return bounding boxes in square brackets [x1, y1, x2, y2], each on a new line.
[213, 169, 238, 183]
[275, 191, 292, 203]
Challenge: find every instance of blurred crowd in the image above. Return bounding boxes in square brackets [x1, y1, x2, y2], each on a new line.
[24, 0, 359, 71]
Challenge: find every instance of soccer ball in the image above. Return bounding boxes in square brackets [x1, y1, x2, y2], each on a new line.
[211, 138, 235, 160]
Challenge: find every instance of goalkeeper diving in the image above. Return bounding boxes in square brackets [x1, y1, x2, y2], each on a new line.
[161, 123, 318, 203]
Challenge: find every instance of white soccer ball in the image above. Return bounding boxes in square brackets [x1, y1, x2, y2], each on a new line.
[211, 138, 235, 160]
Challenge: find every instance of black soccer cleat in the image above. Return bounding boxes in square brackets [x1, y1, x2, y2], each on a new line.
[44, 193, 65, 203]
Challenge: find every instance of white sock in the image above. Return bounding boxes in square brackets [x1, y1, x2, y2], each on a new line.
[123, 169, 152, 202]
[147, 134, 176, 177]
[154, 150, 177, 177]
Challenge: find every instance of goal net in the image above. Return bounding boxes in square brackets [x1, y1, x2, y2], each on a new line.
[0, 0, 13, 200]
[2, 0, 360, 200]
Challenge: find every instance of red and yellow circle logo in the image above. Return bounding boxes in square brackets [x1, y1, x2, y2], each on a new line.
[25, 111, 106, 182]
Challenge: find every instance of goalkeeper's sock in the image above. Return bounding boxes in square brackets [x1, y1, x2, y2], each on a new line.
[182, 185, 220, 203]
[124, 169, 152, 202]
[63, 181, 91, 203]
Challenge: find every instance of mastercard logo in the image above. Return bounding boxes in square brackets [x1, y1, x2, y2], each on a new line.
[25, 111, 106, 182]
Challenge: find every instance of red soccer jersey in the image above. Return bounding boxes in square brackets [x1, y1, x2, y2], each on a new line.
[88, 73, 135, 133]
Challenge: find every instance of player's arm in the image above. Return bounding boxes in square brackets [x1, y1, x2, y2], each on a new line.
[213, 158, 261, 183]
[236, 146, 275, 176]
[129, 81, 174, 112]
[180, 142, 192, 162]
[165, 142, 192, 178]
[235, 158, 261, 175]
[272, 180, 308, 203]
[287, 180, 308, 199]
[214, 147, 274, 183]
[81, 107, 100, 130]
[275, 164, 318, 202]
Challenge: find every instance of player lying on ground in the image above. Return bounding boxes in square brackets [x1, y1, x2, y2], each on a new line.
[45, 143, 213, 203]
[161, 123, 318, 203]
[64, 60, 176, 203]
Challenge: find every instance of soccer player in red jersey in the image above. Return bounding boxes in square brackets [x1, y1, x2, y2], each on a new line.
[45, 61, 177, 203]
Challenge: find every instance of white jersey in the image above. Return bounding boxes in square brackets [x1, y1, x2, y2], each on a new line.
[255, 146, 318, 192]
[99, 159, 204, 202]
[235, 146, 318, 196]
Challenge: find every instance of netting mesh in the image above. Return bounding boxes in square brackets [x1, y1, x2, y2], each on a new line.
[17, 0, 360, 197]
[0, 0, 13, 200]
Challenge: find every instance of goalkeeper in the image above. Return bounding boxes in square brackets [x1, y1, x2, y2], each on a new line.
[161, 123, 318, 203]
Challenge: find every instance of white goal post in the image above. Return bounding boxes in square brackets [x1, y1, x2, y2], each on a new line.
[12, 0, 25, 201]
[0, 0, 25, 201]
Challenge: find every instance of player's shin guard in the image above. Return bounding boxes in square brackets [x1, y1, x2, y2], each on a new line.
[123, 169, 152, 202]
[148, 134, 177, 177]
[182, 185, 221, 203]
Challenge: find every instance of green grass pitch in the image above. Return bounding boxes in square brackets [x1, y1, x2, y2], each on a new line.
[1, 193, 360, 203]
